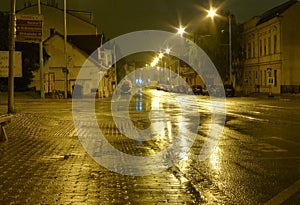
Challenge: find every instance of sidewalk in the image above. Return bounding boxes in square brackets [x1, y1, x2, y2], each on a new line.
[0, 97, 198, 204]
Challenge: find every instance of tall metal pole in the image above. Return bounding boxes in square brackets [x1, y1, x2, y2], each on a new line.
[63, 0, 68, 98]
[8, 0, 16, 114]
[177, 59, 180, 85]
[114, 44, 117, 85]
[229, 15, 233, 86]
[38, 0, 44, 99]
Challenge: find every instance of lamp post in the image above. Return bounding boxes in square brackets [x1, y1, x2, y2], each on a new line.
[228, 15, 233, 86]
[165, 48, 171, 85]
[8, 0, 16, 113]
[176, 26, 186, 85]
[208, 8, 233, 87]
[38, 0, 44, 99]
[63, 0, 68, 99]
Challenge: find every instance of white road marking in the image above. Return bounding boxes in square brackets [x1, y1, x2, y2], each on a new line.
[264, 178, 300, 205]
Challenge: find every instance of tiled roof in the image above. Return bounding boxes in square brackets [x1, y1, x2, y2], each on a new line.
[43, 32, 104, 67]
[67, 34, 104, 56]
[257, 0, 298, 25]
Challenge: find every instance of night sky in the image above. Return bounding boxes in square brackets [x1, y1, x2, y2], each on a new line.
[1, 0, 290, 38]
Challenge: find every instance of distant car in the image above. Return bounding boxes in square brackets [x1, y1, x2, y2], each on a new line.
[156, 84, 167, 91]
[202, 85, 209, 96]
[224, 84, 235, 97]
[171, 85, 185, 93]
[202, 85, 223, 96]
[121, 80, 132, 94]
[191, 85, 202, 95]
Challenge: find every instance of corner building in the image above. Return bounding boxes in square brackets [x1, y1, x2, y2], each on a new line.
[241, 0, 300, 94]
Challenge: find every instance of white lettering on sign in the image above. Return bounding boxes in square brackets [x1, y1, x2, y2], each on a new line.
[0, 51, 22, 77]
[16, 14, 43, 43]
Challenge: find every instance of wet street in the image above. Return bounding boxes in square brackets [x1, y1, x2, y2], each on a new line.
[0, 90, 300, 204]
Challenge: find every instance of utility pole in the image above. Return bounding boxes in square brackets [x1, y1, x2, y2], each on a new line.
[8, 0, 16, 114]
[63, 0, 68, 98]
[114, 44, 117, 85]
[229, 15, 233, 87]
[38, 0, 44, 99]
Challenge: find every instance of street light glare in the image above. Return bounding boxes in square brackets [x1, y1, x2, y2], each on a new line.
[177, 26, 185, 36]
[151, 57, 160, 67]
[165, 48, 170, 54]
[208, 8, 216, 18]
[159, 52, 164, 58]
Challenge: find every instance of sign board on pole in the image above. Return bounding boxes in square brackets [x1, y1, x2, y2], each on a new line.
[266, 67, 272, 73]
[16, 14, 43, 43]
[0, 51, 22, 77]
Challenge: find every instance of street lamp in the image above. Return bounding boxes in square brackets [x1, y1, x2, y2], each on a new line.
[208, 8, 216, 18]
[165, 48, 170, 54]
[208, 8, 233, 87]
[177, 25, 185, 36]
[158, 52, 164, 59]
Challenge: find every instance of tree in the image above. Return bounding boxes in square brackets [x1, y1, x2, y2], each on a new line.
[192, 11, 241, 83]
[0, 12, 9, 51]
[15, 43, 40, 91]
[0, 12, 9, 91]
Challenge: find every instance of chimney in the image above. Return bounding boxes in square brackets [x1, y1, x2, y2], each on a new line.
[50, 28, 55, 37]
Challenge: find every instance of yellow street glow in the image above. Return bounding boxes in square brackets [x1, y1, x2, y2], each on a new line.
[208, 8, 216, 18]
[177, 26, 185, 36]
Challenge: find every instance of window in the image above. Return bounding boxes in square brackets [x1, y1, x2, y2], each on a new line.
[268, 37, 271, 55]
[259, 39, 262, 56]
[264, 38, 267, 56]
[274, 35, 277, 54]
[248, 43, 251, 59]
[252, 42, 255, 58]
[260, 71, 263, 86]
[274, 70, 277, 86]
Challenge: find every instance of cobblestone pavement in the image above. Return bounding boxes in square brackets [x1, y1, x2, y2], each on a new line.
[0, 98, 200, 204]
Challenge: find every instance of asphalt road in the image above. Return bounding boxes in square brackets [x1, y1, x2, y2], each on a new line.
[0, 91, 299, 204]
[132, 90, 300, 204]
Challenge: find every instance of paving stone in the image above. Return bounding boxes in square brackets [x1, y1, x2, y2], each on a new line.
[0, 100, 198, 204]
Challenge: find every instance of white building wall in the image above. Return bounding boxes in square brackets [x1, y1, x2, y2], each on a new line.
[30, 35, 101, 95]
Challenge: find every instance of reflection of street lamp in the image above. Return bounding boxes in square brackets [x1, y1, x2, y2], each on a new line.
[165, 48, 171, 84]
[208, 8, 233, 87]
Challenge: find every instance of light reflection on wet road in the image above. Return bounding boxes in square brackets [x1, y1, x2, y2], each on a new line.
[1, 91, 300, 204]
[102, 89, 300, 204]
[87, 88, 300, 204]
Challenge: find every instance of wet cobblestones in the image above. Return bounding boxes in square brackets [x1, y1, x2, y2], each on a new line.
[0, 103, 197, 204]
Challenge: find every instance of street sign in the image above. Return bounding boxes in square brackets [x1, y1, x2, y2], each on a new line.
[0, 51, 22, 77]
[16, 14, 43, 43]
[266, 67, 272, 73]
[62, 67, 69, 74]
